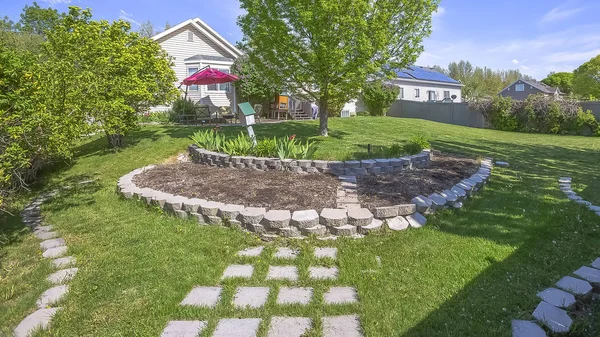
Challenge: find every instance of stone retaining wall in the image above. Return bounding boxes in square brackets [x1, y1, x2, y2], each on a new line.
[116, 158, 494, 239]
[187, 145, 432, 176]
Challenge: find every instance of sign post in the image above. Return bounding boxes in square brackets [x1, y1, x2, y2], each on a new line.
[237, 102, 258, 146]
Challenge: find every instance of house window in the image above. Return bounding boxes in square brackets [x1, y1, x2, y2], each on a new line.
[399, 87, 404, 99]
[516, 83, 525, 92]
[415, 88, 420, 98]
[207, 68, 230, 92]
[428, 90, 436, 101]
[444, 91, 450, 99]
[187, 67, 198, 90]
[187, 31, 194, 41]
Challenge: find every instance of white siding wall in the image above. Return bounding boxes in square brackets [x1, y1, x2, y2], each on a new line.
[391, 79, 463, 103]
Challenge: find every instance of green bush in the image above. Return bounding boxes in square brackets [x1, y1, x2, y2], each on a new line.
[276, 135, 317, 160]
[222, 132, 255, 156]
[403, 135, 430, 155]
[356, 111, 370, 116]
[190, 129, 225, 152]
[254, 137, 278, 157]
[172, 97, 195, 115]
[385, 144, 403, 158]
[361, 81, 400, 116]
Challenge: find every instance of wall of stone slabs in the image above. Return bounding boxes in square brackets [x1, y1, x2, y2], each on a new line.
[187, 145, 432, 175]
[116, 158, 494, 239]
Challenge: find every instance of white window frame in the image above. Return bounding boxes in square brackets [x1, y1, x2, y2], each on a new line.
[399, 87, 404, 99]
[205, 68, 231, 92]
[415, 88, 420, 98]
[187, 67, 199, 91]
[187, 31, 194, 42]
[444, 91, 450, 99]
[515, 83, 525, 92]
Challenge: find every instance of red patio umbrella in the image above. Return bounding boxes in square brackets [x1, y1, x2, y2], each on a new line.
[182, 67, 239, 86]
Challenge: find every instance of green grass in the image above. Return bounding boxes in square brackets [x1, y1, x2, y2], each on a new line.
[1, 117, 600, 336]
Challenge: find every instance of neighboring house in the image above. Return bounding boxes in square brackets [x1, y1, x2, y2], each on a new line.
[499, 79, 563, 100]
[392, 66, 463, 103]
[151, 18, 243, 112]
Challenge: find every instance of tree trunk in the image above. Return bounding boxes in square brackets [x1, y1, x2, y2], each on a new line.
[106, 132, 124, 148]
[318, 96, 329, 137]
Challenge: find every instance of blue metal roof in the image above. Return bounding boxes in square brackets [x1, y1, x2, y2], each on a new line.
[394, 66, 461, 84]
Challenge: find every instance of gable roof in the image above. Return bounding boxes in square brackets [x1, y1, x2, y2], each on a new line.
[184, 54, 234, 63]
[152, 18, 242, 59]
[395, 66, 462, 85]
[501, 78, 561, 94]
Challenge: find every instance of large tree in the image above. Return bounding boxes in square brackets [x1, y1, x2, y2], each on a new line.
[231, 53, 281, 108]
[573, 55, 600, 100]
[541, 72, 574, 95]
[16, 1, 64, 35]
[138, 20, 155, 38]
[238, 0, 439, 136]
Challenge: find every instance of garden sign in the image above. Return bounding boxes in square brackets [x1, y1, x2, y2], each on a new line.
[237, 102, 257, 146]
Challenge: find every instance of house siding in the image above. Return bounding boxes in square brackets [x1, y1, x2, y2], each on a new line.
[391, 79, 463, 103]
[499, 80, 544, 100]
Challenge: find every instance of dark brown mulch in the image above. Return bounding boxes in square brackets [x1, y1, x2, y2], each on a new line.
[133, 163, 340, 212]
[357, 154, 479, 208]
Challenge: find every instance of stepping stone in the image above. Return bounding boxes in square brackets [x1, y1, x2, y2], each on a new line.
[588, 205, 600, 212]
[324, 287, 358, 304]
[371, 206, 399, 218]
[47, 268, 78, 284]
[558, 177, 572, 183]
[222, 265, 254, 279]
[592, 258, 600, 270]
[266, 266, 298, 281]
[14, 308, 61, 337]
[330, 224, 357, 236]
[37, 285, 69, 308]
[267, 317, 312, 337]
[43, 246, 67, 259]
[322, 315, 363, 337]
[537, 288, 576, 308]
[237, 247, 264, 257]
[274, 247, 299, 259]
[315, 247, 337, 259]
[36, 231, 58, 240]
[575, 199, 592, 206]
[181, 286, 221, 307]
[309, 266, 338, 280]
[218, 204, 245, 219]
[359, 219, 383, 234]
[347, 208, 373, 226]
[277, 287, 313, 305]
[161, 320, 207, 337]
[238, 207, 266, 225]
[40, 238, 66, 251]
[233, 287, 270, 309]
[291, 210, 319, 228]
[495, 161, 509, 167]
[213, 318, 261, 337]
[320, 208, 347, 227]
[511, 320, 547, 337]
[567, 195, 582, 201]
[386, 216, 409, 231]
[33, 225, 53, 233]
[52, 256, 76, 268]
[406, 212, 427, 228]
[556, 276, 592, 295]
[411, 195, 432, 213]
[532, 301, 572, 333]
[262, 210, 292, 229]
[574, 266, 600, 283]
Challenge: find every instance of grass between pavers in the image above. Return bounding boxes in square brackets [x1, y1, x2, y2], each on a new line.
[1, 117, 600, 336]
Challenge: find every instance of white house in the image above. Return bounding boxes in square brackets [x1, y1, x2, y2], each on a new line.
[392, 66, 463, 103]
[151, 18, 243, 112]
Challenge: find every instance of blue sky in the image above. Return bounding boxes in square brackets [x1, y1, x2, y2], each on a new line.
[2, 0, 599, 80]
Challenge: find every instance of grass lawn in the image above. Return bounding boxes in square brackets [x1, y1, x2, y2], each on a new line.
[1, 117, 600, 336]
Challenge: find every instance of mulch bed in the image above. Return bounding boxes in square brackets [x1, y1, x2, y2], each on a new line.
[357, 154, 479, 208]
[133, 163, 340, 212]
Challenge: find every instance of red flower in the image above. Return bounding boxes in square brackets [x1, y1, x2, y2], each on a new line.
[289, 134, 296, 140]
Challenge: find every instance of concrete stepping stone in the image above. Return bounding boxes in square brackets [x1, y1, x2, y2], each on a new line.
[574, 266, 600, 283]
[43, 246, 67, 259]
[324, 287, 358, 304]
[233, 287, 270, 309]
[52, 256, 76, 268]
[495, 161, 509, 167]
[274, 247, 299, 259]
[221, 265, 254, 279]
[33, 225, 53, 233]
[213, 318, 261, 337]
[556, 276, 592, 295]
[277, 287, 313, 305]
[511, 320, 547, 337]
[322, 315, 363, 337]
[36, 231, 58, 240]
[315, 247, 337, 259]
[558, 177, 572, 183]
[567, 195, 582, 201]
[386, 216, 409, 231]
[347, 208, 373, 226]
[180, 286, 221, 307]
[238, 207, 266, 225]
[161, 320, 207, 337]
[592, 258, 600, 270]
[262, 210, 292, 229]
[532, 301, 572, 333]
[267, 317, 311, 337]
[291, 210, 319, 228]
[359, 218, 383, 234]
[411, 195, 432, 213]
[320, 208, 347, 227]
[537, 288, 576, 308]
[47, 268, 78, 284]
[266, 266, 298, 281]
[14, 308, 61, 337]
[309, 266, 338, 280]
[406, 212, 427, 228]
[37, 285, 69, 308]
[237, 247, 264, 257]
[40, 238, 66, 251]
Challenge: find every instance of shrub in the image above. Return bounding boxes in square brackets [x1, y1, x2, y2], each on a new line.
[172, 97, 196, 115]
[361, 81, 400, 116]
[276, 135, 317, 160]
[254, 137, 278, 157]
[190, 129, 225, 152]
[222, 132, 255, 156]
[385, 144, 403, 158]
[356, 111, 370, 116]
[403, 135, 430, 155]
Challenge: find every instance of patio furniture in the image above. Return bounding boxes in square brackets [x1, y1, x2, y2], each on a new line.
[253, 104, 263, 123]
[195, 103, 211, 125]
[219, 106, 237, 124]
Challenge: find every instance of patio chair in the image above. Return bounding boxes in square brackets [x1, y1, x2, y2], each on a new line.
[194, 103, 211, 125]
[219, 106, 237, 124]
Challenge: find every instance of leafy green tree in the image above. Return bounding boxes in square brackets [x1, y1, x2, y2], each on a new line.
[16, 1, 64, 36]
[231, 54, 281, 107]
[542, 72, 574, 95]
[0, 16, 14, 31]
[361, 81, 400, 116]
[43, 7, 178, 147]
[573, 55, 600, 100]
[238, 0, 439, 136]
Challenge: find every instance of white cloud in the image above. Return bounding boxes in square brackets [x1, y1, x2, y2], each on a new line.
[432, 6, 446, 18]
[42, 0, 71, 4]
[512, 59, 519, 64]
[543, 48, 600, 63]
[520, 65, 530, 70]
[541, 2, 584, 23]
[119, 10, 140, 27]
